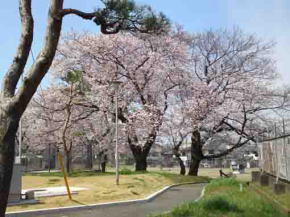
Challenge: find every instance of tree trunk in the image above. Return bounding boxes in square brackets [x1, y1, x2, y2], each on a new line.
[65, 151, 72, 174]
[129, 143, 150, 172]
[0, 113, 19, 216]
[85, 143, 93, 169]
[100, 152, 107, 173]
[176, 156, 186, 175]
[188, 158, 201, 176]
[173, 146, 186, 175]
[0, 2, 64, 213]
[128, 133, 156, 172]
[188, 129, 203, 176]
[134, 154, 147, 171]
[101, 162, 106, 173]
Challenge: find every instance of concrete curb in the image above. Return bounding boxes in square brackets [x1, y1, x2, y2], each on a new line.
[194, 186, 206, 202]
[6, 182, 208, 217]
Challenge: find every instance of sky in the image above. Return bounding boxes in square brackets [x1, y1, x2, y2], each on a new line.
[1, 0, 290, 86]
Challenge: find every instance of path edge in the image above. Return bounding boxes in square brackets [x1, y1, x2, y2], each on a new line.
[6, 181, 208, 217]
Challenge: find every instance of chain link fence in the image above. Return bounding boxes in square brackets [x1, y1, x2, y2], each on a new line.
[258, 136, 290, 182]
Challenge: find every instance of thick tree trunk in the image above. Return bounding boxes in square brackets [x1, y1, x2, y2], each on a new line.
[129, 144, 149, 171]
[188, 158, 201, 176]
[128, 134, 155, 172]
[188, 129, 203, 176]
[134, 154, 147, 171]
[0, 113, 19, 215]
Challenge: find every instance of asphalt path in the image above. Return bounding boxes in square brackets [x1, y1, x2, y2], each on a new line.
[8, 183, 205, 217]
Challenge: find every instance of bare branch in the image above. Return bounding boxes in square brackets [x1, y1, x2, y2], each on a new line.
[3, 0, 34, 97]
[60, 9, 96, 20]
[12, 0, 64, 117]
[203, 138, 251, 159]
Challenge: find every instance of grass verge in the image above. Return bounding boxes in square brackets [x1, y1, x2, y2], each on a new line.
[250, 183, 290, 211]
[7, 171, 209, 213]
[153, 178, 288, 217]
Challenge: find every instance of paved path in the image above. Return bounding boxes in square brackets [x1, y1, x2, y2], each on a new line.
[8, 183, 205, 217]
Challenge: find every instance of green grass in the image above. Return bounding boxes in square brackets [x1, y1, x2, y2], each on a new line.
[153, 178, 287, 217]
[206, 177, 240, 188]
[202, 196, 241, 212]
[251, 183, 290, 209]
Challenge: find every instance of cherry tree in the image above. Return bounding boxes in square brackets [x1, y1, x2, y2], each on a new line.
[32, 83, 99, 173]
[178, 28, 287, 176]
[30, 67, 117, 173]
[25, 92, 113, 172]
[52, 32, 189, 171]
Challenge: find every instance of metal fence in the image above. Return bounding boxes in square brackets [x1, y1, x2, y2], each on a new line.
[258, 136, 290, 182]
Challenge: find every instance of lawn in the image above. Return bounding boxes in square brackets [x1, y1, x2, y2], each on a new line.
[7, 167, 257, 213]
[7, 170, 209, 212]
[153, 178, 288, 217]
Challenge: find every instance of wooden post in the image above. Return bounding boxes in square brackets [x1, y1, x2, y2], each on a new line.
[57, 150, 72, 200]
